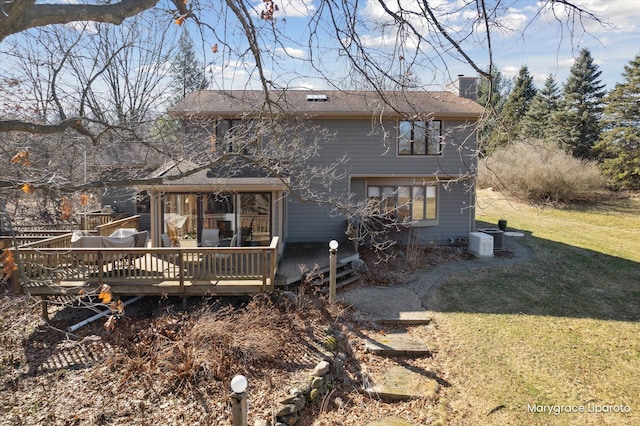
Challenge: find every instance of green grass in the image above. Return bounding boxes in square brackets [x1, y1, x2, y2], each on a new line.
[428, 190, 640, 425]
[476, 189, 640, 262]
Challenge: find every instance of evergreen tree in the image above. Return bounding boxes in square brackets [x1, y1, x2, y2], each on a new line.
[476, 65, 512, 152]
[554, 48, 606, 159]
[520, 74, 560, 139]
[170, 31, 208, 104]
[594, 53, 640, 189]
[477, 65, 511, 112]
[501, 65, 537, 141]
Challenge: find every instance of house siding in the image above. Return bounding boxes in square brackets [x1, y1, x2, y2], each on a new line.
[285, 117, 477, 243]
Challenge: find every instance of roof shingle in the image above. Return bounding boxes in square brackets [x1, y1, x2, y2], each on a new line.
[171, 90, 484, 119]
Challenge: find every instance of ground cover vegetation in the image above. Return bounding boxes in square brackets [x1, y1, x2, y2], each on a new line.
[425, 189, 640, 425]
[1, 190, 638, 425]
[1, 3, 640, 423]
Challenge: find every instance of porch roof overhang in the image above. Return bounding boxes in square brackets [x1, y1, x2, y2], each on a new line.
[143, 177, 289, 193]
[143, 160, 289, 193]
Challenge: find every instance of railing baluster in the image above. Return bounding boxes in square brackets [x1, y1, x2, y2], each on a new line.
[13, 237, 280, 296]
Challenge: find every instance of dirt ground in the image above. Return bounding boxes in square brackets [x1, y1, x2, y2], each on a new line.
[0, 246, 467, 426]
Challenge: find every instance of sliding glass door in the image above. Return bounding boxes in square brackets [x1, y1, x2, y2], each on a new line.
[201, 192, 271, 246]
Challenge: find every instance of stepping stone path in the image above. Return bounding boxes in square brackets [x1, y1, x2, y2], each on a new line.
[362, 330, 439, 402]
[364, 330, 432, 357]
[363, 365, 439, 402]
[340, 285, 440, 425]
[365, 416, 414, 426]
[376, 311, 432, 325]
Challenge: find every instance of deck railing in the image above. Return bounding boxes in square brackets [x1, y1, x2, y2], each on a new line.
[13, 236, 279, 296]
[80, 212, 114, 230]
[19, 233, 75, 249]
[95, 216, 140, 236]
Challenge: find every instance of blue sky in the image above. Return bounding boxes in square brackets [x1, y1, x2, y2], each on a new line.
[200, 0, 640, 92]
[9, 0, 640, 97]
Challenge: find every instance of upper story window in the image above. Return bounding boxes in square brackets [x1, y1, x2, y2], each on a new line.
[398, 120, 442, 156]
[214, 119, 261, 155]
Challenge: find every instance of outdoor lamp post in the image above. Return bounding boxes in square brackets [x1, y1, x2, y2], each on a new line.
[230, 375, 248, 426]
[329, 239, 339, 303]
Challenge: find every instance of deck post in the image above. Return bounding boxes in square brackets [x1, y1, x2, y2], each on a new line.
[329, 240, 338, 303]
[98, 252, 104, 285]
[41, 296, 48, 320]
[262, 249, 267, 291]
[178, 249, 185, 290]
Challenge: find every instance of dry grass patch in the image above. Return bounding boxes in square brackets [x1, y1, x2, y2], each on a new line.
[422, 189, 640, 425]
[432, 312, 638, 426]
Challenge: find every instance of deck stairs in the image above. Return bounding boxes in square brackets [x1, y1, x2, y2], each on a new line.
[307, 261, 359, 289]
[278, 260, 360, 289]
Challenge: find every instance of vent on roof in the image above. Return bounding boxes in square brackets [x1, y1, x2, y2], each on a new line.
[306, 94, 329, 102]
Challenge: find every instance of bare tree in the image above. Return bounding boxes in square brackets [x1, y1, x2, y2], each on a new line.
[0, 8, 179, 224]
[0, 0, 613, 236]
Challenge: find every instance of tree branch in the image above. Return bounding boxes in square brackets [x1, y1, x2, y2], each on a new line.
[0, 0, 160, 41]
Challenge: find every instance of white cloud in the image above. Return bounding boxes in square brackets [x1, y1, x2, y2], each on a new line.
[275, 46, 306, 59]
[63, 21, 100, 34]
[495, 9, 528, 35]
[538, 0, 640, 33]
[258, 0, 316, 18]
[557, 57, 576, 69]
[501, 65, 519, 79]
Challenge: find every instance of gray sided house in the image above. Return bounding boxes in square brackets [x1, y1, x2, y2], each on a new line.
[144, 85, 482, 253]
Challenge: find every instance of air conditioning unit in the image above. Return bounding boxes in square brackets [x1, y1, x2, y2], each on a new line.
[469, 232, 493, 257]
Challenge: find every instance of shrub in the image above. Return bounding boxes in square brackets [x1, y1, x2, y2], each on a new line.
[477, 139, 609, 204]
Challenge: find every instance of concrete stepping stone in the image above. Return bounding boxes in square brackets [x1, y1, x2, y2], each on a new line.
[376, 311, 432, 326]
[364, 331, 431, 357]
[340, 287, 424, 318]
[364, 365, 439, 401]
[365, 417, 414, 426]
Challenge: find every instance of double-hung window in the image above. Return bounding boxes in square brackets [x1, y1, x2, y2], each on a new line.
[367, 184, 437, 222]
[398, 120, 442, 155]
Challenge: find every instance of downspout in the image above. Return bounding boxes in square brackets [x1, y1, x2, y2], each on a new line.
[68, 296, 143, 332]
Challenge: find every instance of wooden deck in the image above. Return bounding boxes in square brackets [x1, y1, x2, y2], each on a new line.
[5, 214, 364, 297]
[12, 239, 279, 298]
[275, 240, 360, 285]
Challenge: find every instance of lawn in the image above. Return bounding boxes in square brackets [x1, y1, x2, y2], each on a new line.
[426, 189, 640, 425]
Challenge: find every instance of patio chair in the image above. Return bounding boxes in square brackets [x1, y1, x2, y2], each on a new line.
[161, 233, 172, 247]
[158, 232, 182, 268]
[198, 233, 238, 279]
[201, 228, 220, 247]
[240, 218, 254, 245]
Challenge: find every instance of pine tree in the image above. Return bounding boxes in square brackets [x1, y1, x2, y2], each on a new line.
[554, 48, 606, 159]
[476, 65, 512, 152]
[476, 65, 511, 112]
[170, 31, 208, 104]
[501, 65, 537, 141]
[520, 74, 560, 139]
[594, 53, 640, 189]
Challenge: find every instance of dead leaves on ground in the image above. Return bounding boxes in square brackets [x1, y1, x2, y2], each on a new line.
[11, 150, 30, 166]
[1, 248, 18, 280]
[98, 284, 124, 331]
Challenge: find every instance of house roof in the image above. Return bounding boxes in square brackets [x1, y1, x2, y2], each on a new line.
[143, 159, 289, 191]
[170, 90, 484, 119]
